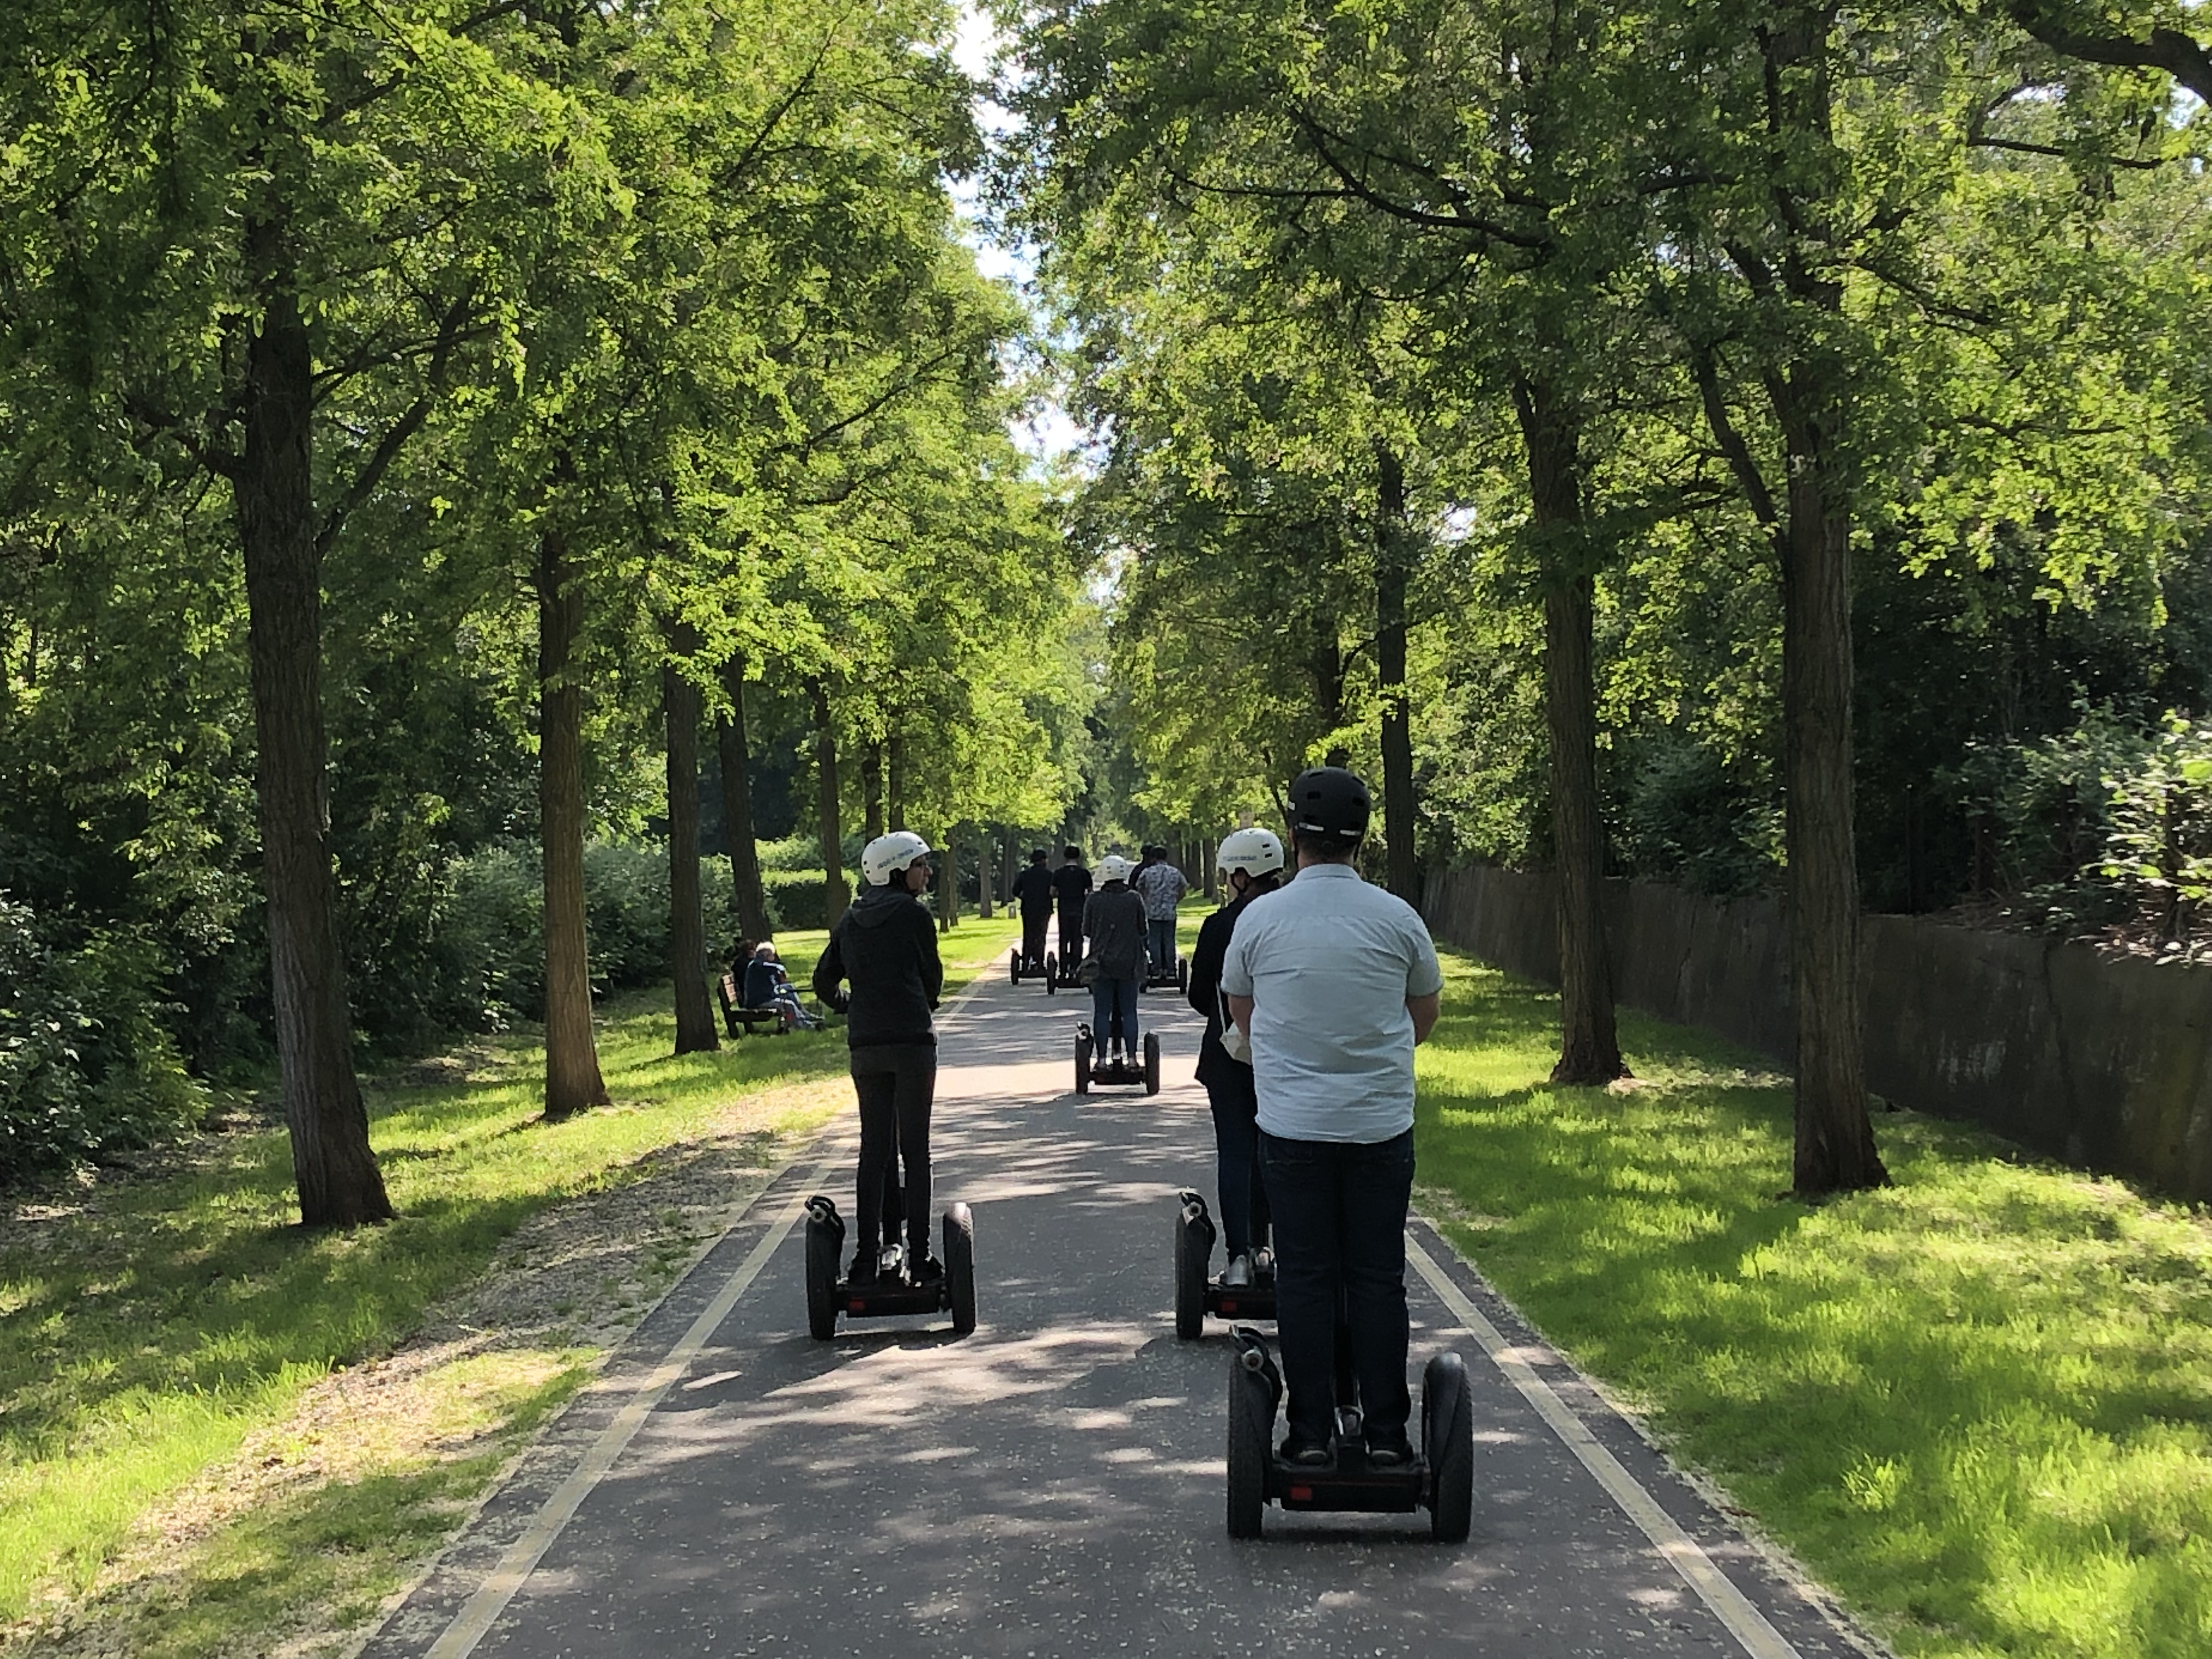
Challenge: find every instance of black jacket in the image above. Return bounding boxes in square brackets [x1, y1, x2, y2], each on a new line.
[1011, 864, 1057, 914]
[1188, 883, 1274, 1088]
[1051, 862, 1093, 913]
[813, 884, 943, 1048]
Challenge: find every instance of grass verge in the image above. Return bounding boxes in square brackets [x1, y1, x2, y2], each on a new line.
[1415, 949, 2212, 1659]
[0, 915, 1020, 1656]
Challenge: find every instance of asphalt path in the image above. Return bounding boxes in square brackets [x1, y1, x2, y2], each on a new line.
[365, 931, 1872, 1659]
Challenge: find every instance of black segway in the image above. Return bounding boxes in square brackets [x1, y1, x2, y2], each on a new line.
[1224, 1324, 1474, 1542]
[803, 1194, 977, 1339]
[1074, 1015, 1161, 1096]
[1143, 947, 1189, 995]
[1009, 942, 1050, 985]
[1173, 1189, 1274, 1337]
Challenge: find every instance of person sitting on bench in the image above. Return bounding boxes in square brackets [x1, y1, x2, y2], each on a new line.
[744, 942, 820, 1030]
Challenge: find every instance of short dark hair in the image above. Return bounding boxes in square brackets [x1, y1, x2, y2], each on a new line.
[1030, 848, 1048, 862]
[1291, 829, 1360, 864]
[1063, 845, 1082, 860]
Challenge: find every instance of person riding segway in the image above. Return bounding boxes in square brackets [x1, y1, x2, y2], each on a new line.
[1217, 767, 1469, 1538]
[1047, 845, 1092, 991]
[1009, 847, 1055, 983]
[1073, 854, 1160, 1094]
[1135, 844, 1190, 991]
[1172, 826, 1285, 1337]
[805, 831, 977, 1336]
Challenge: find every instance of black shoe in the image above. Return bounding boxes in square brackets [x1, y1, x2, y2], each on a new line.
[909, 1253, 945, 1283]
[1279, 1434, 1334, 1469]
[847, 1252, 879, 1286]
[1364, 1430, 1415, 1469]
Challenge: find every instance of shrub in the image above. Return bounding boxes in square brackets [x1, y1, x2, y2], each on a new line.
[0, 896, 206, 1183]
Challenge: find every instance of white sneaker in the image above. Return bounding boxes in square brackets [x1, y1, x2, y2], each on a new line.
[1222, 1254, 1254, 1289]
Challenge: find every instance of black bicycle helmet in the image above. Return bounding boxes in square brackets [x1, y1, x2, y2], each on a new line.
[1287, 766, 1371, 849]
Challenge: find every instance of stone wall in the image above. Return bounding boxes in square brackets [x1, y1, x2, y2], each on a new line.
[1423, 864, 2212, 1203]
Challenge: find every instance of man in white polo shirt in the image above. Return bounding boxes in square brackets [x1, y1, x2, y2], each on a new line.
[1220, 766, 1443, 1468]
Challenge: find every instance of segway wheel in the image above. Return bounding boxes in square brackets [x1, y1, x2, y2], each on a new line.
[944, 1203, 977, 1335]
[1009, 950, 1019, 985]
[1174, 1193, 1214, 1340]
[1177, 957, 1188, 994]
[803, 1201, 842, 1341]
[1423, 1351, 1475, 1543]
[1226, 1338, 1273, 1538]
[1143, 1031, 1162, 1096]
[1075, 1029, 1092, 1095]
[1044, 952, 1057, 995]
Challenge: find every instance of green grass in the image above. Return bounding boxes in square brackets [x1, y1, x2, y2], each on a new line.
[1416, 949, 2212, 1659]
[0, 914, 1019, 1650]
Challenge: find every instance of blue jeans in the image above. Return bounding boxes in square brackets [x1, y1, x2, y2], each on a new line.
[1205, 1063, 1269, 1260]
[1259, 1128, 1414, 1445]
[1147, 917, 1176, 974]
[1090, 974, 1139, 1049]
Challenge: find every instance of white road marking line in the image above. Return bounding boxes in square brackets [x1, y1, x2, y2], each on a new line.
[423, 1154, 840, 1659]
[1404, 1233, 1802, 1659]
[418, 959, 1017, 1657]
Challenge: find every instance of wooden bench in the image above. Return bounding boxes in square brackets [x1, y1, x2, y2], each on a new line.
[717, 973, 789, 1039]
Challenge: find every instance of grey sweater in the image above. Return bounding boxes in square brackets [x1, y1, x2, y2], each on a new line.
[1082, 884, 1148, 980]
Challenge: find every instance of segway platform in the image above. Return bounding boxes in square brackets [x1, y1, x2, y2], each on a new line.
[1142, 952, 1189, 994]
[1073, 1022, 1161, 1096]
[1042, 950, 1085, 994]
[1173, 1189, 1274, 1336]
[803, 1194, 977, 1339]
[1225, 1325, 1474, 1541]
[1009, 946, 1050, 985]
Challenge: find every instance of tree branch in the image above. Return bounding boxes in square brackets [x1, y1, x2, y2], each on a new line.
[2006, 4, 2212, 105]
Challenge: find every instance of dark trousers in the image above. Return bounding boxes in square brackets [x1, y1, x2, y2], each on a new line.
[1147, 917, 1176, 974]
[1057, 905, 1084, 966]
[851, 1043, 935, 1257]
[1259, 1128, 1414, 1444]
[1020, 907, 1051, 968]
[1090, 974, 1139, 1048]
[1205, 1064, 1269, 1260]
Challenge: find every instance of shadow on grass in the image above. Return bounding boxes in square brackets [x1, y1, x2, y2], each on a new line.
[1419, 950, 2212, 1659]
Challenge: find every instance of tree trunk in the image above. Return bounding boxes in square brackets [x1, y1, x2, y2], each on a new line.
[977, 832, 994, 918]
[887, 732, 908, 830]
[663, 631, 716, 1056]
[714, 651, 774, 945]
[238, 210, 392, 1227]
[810, 678, 850, 924]
[1760, 6, 1887, 1196]
[537, 527, 610, 1121]
[1001, 831, 1019, 906]
[1776, 377, 1888, 1194]
[1373, 444, 1420, 908]
[861, 741, 885, 839]
[938, 823, 960, 932]
[1513, 376, 1626, 1086]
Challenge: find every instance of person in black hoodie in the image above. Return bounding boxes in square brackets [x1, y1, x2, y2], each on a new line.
[813, 830, 945, 1283]
[1187, 827, 1285, 1286]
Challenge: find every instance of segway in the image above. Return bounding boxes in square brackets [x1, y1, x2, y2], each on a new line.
[1009, 942, 1051, 985]
[1142, 947, 1189, 995]
[1074, 1015, 1161, 1096]
[1224, 1325, 1474, 1542]
[1045, 948, 1086, 994]
[803, 1194, 978, 1339]
[1173, 1189, 1274, 1337]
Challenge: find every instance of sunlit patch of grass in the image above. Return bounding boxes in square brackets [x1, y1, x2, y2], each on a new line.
[1415, 950, 2212, 1659]
[0, 915, 1020, 1639]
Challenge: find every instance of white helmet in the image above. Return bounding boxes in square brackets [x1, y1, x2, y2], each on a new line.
[1097, 854, 1133, 884]
[1216, 827, 1285, 879]
[862, 830, 932, 887]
